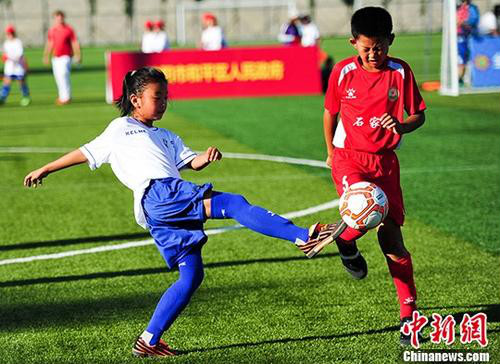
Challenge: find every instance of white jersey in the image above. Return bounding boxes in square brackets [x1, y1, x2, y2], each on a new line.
[201, 26, 224, 51]
[152, 31, 170, 52]
[79, 116, 197, 228]
[141, 32, 156, 53]
[300, 23, 320, 47]
[3, 38, 26, 76]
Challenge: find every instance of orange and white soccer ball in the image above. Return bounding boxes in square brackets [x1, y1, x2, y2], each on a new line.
[339, 182, 389, 230]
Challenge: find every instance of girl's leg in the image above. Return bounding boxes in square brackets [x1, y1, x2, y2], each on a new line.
[205, 191, 310, 244]
[141, 247, 204, 346]
[0, 77, 12, 102]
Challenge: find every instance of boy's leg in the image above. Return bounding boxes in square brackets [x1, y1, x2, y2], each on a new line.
[134, 247, 204, 356]
[206, 191, 345, 257]
[377, 218, 417, 344]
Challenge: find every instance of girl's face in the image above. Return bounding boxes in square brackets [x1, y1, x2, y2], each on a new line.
[350, 34, 394, 72]
[131, 81, 168, 124]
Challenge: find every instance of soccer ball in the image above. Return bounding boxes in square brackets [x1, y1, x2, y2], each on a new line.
[339, 182, 389, 230]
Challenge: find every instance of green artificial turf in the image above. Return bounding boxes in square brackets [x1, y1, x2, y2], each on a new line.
[0, 34, 498, 364]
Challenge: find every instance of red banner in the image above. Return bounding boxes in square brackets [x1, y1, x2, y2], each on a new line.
[105, 45, 321, 101]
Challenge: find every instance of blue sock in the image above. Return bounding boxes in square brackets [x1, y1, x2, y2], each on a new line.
[210, 192, 309, 243]
[20, 83, 29, 97]
[145, 248, 204, 345]
[0, 84, 10, 100]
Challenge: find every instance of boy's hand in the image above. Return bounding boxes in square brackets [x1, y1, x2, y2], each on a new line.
[326, 154, 333, 168]
[380, 113, 404, 134]
[24, 168, 49, 188]
[190, 147, 222, 171]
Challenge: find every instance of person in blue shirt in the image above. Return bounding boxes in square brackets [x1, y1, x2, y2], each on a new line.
[457, 0, 479, 85]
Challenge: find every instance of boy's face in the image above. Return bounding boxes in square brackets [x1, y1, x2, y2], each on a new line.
[350, 34, 394, 72]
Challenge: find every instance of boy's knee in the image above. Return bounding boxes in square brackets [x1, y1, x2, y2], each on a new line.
[377, 218, 408, 258]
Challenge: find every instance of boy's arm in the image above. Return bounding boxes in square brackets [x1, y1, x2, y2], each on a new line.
[43, 39, 53, 65]
[72, 39, 81, 64]
[380, 111, 425, 135]
[189, 146, 222, 171]
[24, 149, 88, 187]
[323, 109, 338, 167]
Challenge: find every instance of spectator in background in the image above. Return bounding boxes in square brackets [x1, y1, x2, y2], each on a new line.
[141, 20, 156, 53]
[299, 15, 320, 47]
[200, 12, 226, 51]
[456, 0, 479, 85]
[478, 6, 499, 35]
[278, 12, 301, 45]
[43, 10, 81, 105]
[152, 20, 170, 52]
[0, 25, 30, 106]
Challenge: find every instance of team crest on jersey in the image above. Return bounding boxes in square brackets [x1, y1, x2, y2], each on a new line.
[346, 88, 357, 99]
[388, 87, 399, 102]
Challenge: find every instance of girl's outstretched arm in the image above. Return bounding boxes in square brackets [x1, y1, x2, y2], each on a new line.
[24, 149, 88, 188]
[190, 146, 222, 171]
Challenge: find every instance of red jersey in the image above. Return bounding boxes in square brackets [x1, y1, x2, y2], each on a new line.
[325, 56, 426, 154]
[48, 24, 76, 57]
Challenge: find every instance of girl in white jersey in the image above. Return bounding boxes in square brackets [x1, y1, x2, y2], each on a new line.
[0, 25, 30, 106]
[23, 67, 345, 358]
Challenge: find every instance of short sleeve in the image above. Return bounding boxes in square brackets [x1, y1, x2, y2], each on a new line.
[172, 134, 197, 170]
[403, 65, 427, 116]
[79, 125, 114, 170]
[324, 65, 341, 115]
[68, 26, 77, 41]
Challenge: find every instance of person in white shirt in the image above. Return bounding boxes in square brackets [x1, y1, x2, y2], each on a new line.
[1, 25, 30, 106]
[299, 15, 320, 47]
[23, 67, 344, 357]
[152, 20, 170, 52]
[200, 12, 226, 50]
[141, 20, 156, 53]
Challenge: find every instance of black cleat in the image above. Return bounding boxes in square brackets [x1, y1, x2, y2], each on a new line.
[400, 317, 424, 346]
[336, 240, 367, 279]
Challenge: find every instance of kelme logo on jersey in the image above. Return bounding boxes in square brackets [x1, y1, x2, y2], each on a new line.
[388, 87, 399, 102]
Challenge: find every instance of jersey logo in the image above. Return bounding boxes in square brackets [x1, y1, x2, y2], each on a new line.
[346, 88, 357, 99]
[125, 129, 147, 136]
[388, 87, 399, 102]
[353, 117, 364, 126]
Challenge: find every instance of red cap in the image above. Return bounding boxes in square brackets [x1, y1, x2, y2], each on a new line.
[144, 20, 154, 30]
[154, 20, 165, 29]
[202, 12, 216, 22]
[5, 24, 15, 34]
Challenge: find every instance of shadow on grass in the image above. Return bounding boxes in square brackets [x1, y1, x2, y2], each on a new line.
[0, 232, 150, 251]
[0, 252, 339, 287]
[421, 304, 500, 323]
[179, 325, 401, 355]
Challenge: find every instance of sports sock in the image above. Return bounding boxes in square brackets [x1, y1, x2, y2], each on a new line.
[386, 253, 417, 319]
[0, 84, 11, 100]
[145, 248, 204, 346]
[20, 83, 30, 97]
[210, 192, 309, 243]
[336, 226, 366, 244]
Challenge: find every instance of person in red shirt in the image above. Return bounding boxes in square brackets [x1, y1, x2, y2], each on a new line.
[43, 10, 81, 105]
[323, 7, 426, 345]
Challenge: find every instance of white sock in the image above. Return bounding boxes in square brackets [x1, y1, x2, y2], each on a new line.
[140, 330, 154, 345]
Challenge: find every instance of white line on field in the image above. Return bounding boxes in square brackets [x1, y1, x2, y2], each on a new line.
[0, 200, 339, 266]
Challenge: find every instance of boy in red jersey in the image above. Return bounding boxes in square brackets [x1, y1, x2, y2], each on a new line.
[323, 7, 426, 345]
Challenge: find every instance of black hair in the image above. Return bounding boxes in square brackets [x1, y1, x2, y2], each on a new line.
[351, 7, 393, 39]
[115, 67, 168, 117]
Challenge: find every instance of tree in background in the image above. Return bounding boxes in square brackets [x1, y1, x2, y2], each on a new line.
[124, 0, 134, 43]
[88, 0, 97, 45]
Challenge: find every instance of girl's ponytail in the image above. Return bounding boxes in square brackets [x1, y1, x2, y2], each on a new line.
[115, 71, 134, 117]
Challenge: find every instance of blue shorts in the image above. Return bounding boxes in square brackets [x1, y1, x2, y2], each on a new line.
[457, 37, 469, 65]
[4, 75, 25, 81]
[142, 177, 213, 269]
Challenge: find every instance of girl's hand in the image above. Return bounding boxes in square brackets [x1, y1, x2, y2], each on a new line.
[380, 113, 404, 134]
[24, 167, 49, 188]
[204, 146, 222, 162]
[326, 154, 333, 168]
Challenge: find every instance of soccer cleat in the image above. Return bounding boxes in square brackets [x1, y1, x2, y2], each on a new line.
[132, 337, 177, 357]
[296, 221, 347, 258]
[20, 97, 31, 107]
[400, 316, 423, 346]
[336, 240, 367, 280]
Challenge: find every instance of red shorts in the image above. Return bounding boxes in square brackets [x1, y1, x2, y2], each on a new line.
[331, 148, 405, 226]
